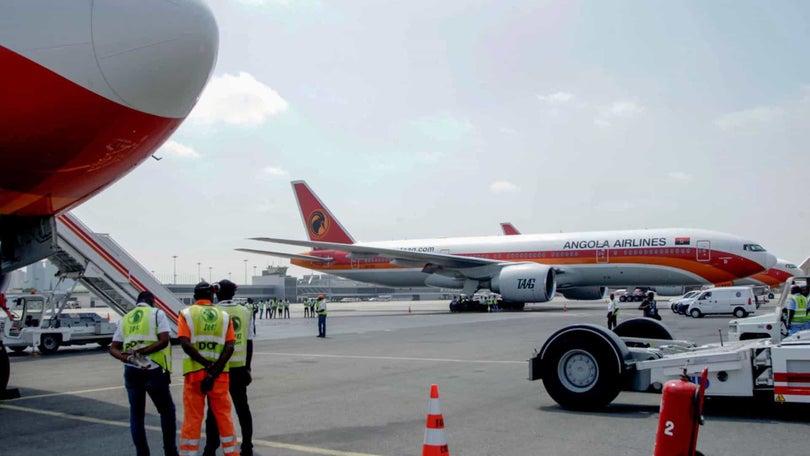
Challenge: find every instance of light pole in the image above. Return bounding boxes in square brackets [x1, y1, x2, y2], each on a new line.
[197, 262, 201, 281]
[172, 255, 178, 285]
[244, 259, 248, 284]
[208, 266, 212, 282]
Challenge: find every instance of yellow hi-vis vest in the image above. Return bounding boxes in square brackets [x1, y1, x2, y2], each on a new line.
[794, 295, 809, 323]
[218, 303, 250, 368]
[181, 305, 230, 375]
[122, 306, 172, 373]
[317, 300, 327, 316]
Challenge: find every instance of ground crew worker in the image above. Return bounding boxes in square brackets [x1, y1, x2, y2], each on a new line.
[316, 295, 327, 337]
[270, 299, 277, 319]
[204, 280, 255, 456]
[283, 299, 290, 319]
[786, 285, 802, 330]
[606, 293, 619, 330]
[788, 286, 808, 334]
[177, 281, 238, 456]
[303, 299, 310, 318]
[258, 299, 264, 320]
[110, 291, 178, 456]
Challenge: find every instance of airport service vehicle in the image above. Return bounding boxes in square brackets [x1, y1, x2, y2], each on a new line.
[2, 294, 116, 354]
[685, 286, 756, 319]
[669, 290, 701, 313]
[527, 277, 810, 409]
[239, 181, 777, 308]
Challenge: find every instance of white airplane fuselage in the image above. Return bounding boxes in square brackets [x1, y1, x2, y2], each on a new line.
[292, 228, 777, 289]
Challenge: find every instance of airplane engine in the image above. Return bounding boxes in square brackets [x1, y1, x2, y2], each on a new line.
[560, 287, 607, 301]
[491, 263, 556, 303]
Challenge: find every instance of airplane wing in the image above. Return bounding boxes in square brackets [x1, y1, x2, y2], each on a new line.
[235, 248, 333, 263]
[245, 237, 501, 271]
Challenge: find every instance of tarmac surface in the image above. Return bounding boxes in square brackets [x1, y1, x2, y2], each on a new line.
[1, 298, 808, 455]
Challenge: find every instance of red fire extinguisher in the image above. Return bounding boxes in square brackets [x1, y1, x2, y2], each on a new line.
[653, 367, 708, 456]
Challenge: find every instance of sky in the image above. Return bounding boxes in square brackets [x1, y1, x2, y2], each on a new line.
[72, 0, 810, 284]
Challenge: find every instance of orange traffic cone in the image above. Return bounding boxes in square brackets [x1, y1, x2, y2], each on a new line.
[422, 384, 449, 456]
[106, 313, 110, 321]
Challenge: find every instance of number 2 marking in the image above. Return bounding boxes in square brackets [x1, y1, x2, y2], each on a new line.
[664, 420, 674, 436]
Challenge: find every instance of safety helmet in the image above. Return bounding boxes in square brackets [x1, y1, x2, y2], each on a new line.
[193, 281, 214, 300]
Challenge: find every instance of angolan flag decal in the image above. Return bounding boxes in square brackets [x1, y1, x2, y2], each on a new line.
[675, 237, 691, 245]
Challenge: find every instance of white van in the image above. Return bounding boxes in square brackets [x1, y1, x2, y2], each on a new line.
[685, 286, 756, 318]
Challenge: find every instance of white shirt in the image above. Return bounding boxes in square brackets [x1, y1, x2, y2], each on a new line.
[112, 303, 171, 369]
[607, 298, 618, 313]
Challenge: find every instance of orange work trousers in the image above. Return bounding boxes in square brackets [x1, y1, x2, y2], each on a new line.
[180, 371, 239, 456]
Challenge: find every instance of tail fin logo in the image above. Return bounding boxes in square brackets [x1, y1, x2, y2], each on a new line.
[308, 210, 330, 239]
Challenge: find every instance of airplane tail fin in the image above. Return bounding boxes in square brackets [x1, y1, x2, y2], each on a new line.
[800, 255, 810, 275]
[291, 180, 355, 244]
[501, 222, 521, 236]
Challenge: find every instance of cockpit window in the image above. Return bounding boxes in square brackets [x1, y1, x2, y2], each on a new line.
[743, 244, 766, 252]
[787, 264, 797, 269]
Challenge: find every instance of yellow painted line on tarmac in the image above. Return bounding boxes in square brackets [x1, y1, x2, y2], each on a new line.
[0, 403, 383, 456]
[257, 351, 525, 364]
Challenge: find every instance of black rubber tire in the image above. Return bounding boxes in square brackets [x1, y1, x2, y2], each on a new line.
[38, 334, 61, 354]
[733, 308, 747, 318]
[768, 293, 775, 300]
[690, 308, 702, 318]
[9, 346, 26, 353]
[97, 339, 112, 348]
[619, 296, 627, 302]
[613, 318, 674, 340]
[540, 327, 625, 410]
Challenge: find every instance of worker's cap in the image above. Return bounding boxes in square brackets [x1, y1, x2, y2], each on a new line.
[193, 281, 214, 300]
[136, 291, 155, 306]
[216, 279, 238, 295]
[318, 294, 324, 300]
[792, 285, 802, 294]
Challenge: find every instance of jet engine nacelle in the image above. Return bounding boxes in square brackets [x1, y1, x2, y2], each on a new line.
[491, 263, 556, 303]
[560, 286, 607, 301]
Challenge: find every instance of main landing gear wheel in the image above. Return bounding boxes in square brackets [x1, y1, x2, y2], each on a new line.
[613, 318, 674, 341]
[540, 325, 628, 410]
[38, 334, 61, 354]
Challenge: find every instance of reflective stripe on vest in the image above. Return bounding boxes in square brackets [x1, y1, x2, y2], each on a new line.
[181, 305, 230, 374]
[794, 295, 809, 323]
[218, 304, 249, 368]
[122, 307, 171, 372]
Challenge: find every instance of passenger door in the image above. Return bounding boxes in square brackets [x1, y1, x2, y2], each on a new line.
[696, 240, 711, 262]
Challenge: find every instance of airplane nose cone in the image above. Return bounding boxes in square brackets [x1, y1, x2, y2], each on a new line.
[765, 252, 778, 270]
[91, 0, 219, 119]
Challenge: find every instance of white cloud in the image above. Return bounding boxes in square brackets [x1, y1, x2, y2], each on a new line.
[537, 92, 575, 105]
[263, 166, 289, 177]
[159, 140, 199, 158]
[410, 113, 473, 142]
[714, 106, 784, 131]
[594, 101, 644, 127]
[189, 72, 288, 127]
[499, 127, 517, 134]
[668, 171, 693, 181]
[490, 181, 518, 194]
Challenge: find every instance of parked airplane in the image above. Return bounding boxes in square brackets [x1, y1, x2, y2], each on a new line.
[238, 181, 778, 306]
[0, 0, 218, 394]
[501, 222, 798, 291]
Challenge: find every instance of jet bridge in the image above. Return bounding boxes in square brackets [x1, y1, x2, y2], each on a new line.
[50, 212, 183, 332]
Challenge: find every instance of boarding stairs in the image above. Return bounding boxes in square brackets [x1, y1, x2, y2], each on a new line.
[48, 213, 183, 332]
